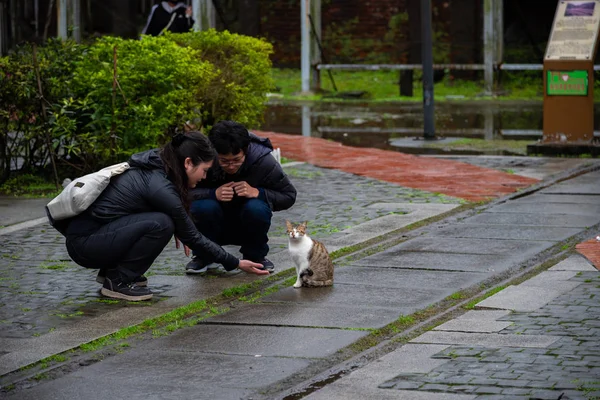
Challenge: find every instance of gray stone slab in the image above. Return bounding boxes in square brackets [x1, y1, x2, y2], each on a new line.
[7, 377, 251, 400]
[475, 282, 581, 312]
[353, 251, 511, 273]
[260, 284, 452, 312]
[8, 351, 310, 399]
[541, 184, 600, 195]
[305, 384, 476, 400]
[327, 214, 421, 248]
[518, 271, 578, 288]
[549, 254, 597, 271]
[0, 197, 48, 227]
[515, 194, 600, 204]
[365, 203, 460, 214]
[461, 212, 596, 228]
[456, 310, 510, 320]
[304, 344, 466, 400]
[206, 303, 400, 329]
[488, 201, 600, 216]
[433, 319, 512, 333]
[326, 204, 460, 248]
[411, 331, 561, 348]
[430, 224, 581, 242]
[0, 352, 49, 377]
[345, 344, 450, 385]
[392, 236, 556, 256]
[334, 266, 486, 289]
[144, 324, 367, 358]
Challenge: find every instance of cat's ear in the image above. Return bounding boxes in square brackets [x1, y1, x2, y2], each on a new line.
[285, 220, 293, 230]
[302, 221, 308, 228]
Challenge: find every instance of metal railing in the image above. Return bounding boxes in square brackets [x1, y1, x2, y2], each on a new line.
[317, 64, 600, 71]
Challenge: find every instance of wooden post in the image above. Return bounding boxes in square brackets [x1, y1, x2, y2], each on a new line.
[543, 0, 600, 144]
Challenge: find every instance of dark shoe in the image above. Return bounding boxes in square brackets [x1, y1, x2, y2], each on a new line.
[100, 277, 153, 301]
[96, 270, 147, 287]
[185, 257, 212, 274]
[257, 258, 275, 272]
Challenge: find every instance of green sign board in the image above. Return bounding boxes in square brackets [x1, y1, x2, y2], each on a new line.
[547, 70, 588, 96]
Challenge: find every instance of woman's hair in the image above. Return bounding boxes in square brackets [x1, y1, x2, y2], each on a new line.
[160, 131, 216, 211]
[209, 120, 251, 155]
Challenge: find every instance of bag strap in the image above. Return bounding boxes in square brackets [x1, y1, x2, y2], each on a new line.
[159, 13, 178, 36]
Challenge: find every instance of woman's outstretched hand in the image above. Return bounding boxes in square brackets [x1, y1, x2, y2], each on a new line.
[175, 237, 190, 257]
[238, 259, 270, 275]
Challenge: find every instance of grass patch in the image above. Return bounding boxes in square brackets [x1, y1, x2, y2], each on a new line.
[0, 174, 60, 198]
[271, 68, 547, 102]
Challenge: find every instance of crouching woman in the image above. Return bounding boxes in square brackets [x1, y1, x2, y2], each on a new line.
[64, 131, 268, 301]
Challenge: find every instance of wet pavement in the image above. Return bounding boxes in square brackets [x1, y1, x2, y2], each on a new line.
[0, 140, 599, 399]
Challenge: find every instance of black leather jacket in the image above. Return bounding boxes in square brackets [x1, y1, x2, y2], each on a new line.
[68, 149, 239, 270]
[190, 133, 297, 211]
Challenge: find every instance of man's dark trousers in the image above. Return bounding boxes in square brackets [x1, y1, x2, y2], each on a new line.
[190, 198, 272, 262]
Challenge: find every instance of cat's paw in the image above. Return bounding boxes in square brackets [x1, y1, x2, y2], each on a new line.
[293, 282, 302, 288]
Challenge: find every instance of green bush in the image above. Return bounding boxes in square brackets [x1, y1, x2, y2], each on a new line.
[167, 29, 274, 128]
[68, 35, 215, 157]
[0, 30, 274, 185]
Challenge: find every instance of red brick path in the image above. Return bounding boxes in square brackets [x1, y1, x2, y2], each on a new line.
[256, 131, 539, 202]
[576, 238, 600, 271]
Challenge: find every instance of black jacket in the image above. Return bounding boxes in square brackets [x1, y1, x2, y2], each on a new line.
[76, 149, 239, 270]
[142, 1, 194, 36]
[190, 133, 297, 212]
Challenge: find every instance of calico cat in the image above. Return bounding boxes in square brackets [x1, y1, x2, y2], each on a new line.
[286, 220, 334, 288]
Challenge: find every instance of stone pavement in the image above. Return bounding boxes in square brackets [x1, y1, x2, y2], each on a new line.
[305, 256, 599, 400]
[0, 150, 599, 399]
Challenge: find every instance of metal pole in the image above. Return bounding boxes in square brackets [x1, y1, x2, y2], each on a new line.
[494, 0, 503, 65]
[193, 0, 215, 31]
[57, 0, 67, 39]
[70, 0, 81, 42]
[301, 0, 310, 93]
[483, 0, 494, 95]
[310, 0, 321, 91]
[302, 105, 311, 137]
[421, 0, 435, 140]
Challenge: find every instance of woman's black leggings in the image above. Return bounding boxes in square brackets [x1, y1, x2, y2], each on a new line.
[66, 212, 174, 284]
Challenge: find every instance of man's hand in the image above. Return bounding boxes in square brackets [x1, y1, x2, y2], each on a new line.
[186, 6, 192, 17]
[216, 182, 235, 202]
[175, 236, 190, 257]
[238, 259, 270, 275]
[232, 181, 259, 198]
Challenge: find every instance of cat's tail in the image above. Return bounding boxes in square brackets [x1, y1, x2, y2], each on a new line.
[303, 279, 333, 287]
[300, 269, 313, 279]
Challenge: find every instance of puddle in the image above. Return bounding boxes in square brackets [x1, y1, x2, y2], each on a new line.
[261, 101, 600, 155]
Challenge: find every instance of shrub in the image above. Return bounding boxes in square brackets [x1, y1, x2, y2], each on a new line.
[167, 30, 274, 128]
[0, 30, 274, 186]
[69, 35, 216, 156]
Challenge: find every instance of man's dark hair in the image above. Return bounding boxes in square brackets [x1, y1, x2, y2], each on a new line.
[208, 121, 251, 155]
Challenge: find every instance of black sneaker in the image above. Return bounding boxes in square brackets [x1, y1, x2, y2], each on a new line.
[96, 270, 148, 287]
[257, 258, 275, 272]
[100, 277, 153, 301]
[185, 257, 214, 274]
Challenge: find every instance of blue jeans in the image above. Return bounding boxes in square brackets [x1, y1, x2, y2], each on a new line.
[190, 198, 272, 262]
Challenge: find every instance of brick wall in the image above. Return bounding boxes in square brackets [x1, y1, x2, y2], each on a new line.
[259, 0, 464, 67]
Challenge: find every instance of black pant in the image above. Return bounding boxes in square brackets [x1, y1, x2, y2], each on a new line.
[66, 212, 174, 283]
[190, 198, 272, 262]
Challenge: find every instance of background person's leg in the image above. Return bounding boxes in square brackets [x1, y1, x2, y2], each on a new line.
[238, 198, 272, 262]
[187, 199, 225, 272]
[67, 212, 174, 283]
